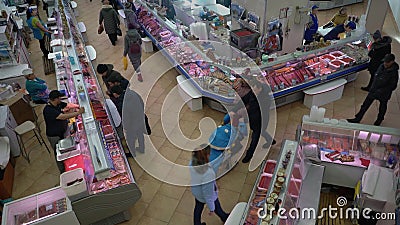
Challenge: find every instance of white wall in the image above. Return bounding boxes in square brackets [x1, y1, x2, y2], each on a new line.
[388, 0, 400, 31]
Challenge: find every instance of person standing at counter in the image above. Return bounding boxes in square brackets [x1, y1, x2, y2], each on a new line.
[96, 64, 123, 96]
[322, 7, 348, 29]
[161, 0, 176, 21]
[23, 68, 49, 104]
[107, 74, 130, 91]
[43, 90, 85, 173]
[304, 5, 319, 45]
[26, 6, 52, 56]
[123, 24, 143, 82]
[190, 145, 230, 225]
[348, 54, 399, 126]
[323, 21, 356, 41]
[99, 0, 121, 46]
[362, 30, 392, 91]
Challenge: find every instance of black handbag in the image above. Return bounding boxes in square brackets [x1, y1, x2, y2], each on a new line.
[116, 27, 122, 36]
[145, 114, 151, 135]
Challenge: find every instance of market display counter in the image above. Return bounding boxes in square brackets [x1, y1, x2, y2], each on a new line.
[136, 1, 370, 108]
[1, 0, 141, 224]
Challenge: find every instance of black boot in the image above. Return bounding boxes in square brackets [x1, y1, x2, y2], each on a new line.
[374, 119, 383, 126]
[347, 118, 361, 123]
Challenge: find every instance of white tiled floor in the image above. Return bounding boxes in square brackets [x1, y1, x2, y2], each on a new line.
[9, 1, 400, 225]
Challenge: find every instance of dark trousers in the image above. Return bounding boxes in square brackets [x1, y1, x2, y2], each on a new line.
[108, 33, 118, 45]
[304, 39, 313, 45]
[194, 198, 228, 225]
[355, 95, 388, 122]
[365, 70, 376, 89]
[47, 136, 66, 173]
[246, 125, 261, 158]
[39, 38, 49, 56]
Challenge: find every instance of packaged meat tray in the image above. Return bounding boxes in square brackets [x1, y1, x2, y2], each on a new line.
[339, 56, 355, 65]
[329, 60, 345, 70]
[319, 54, 335, 62]
[330, 51, 345, 58]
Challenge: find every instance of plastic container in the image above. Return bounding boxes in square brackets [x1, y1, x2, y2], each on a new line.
[56, 143, 81, 161]
[319, 54, 335, 62]
[288, 179, 302, 196]
[329, 60, 345, 70]
[60, 168, 88, 201]
[258, 174, 272, 191]
[263, 160, 277, 174]
[330, 51, 345, 58]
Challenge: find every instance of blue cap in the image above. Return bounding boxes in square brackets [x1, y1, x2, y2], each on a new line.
[347, 21, 356, 30]
[311, 5, 319, 10]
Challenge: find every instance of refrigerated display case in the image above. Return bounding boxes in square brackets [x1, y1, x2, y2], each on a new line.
[2, 187, 80, 225]
[299, 116, 400, 188]
[240, 140, 303, 225]
[6, 0, 142, 224]
[136, 0, 371, 107]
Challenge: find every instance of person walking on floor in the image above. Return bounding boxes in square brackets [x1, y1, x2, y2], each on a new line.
[122, 88, 148, 156]
[99, 0, 120, 46]
[23, 68, 49, 104]
[362, 30, 392, 91]
[348, 54, 399, 126]
[43, 90, 84, 173]
[123, 23, 143, 82]
[123, 2, 140, 30]
[190, 145, 230, 225]
[26, 6, 52, 56]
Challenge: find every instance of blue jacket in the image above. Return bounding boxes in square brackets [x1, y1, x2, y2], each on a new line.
[190, 161, 218, 211]
[304, 14, 318, 41]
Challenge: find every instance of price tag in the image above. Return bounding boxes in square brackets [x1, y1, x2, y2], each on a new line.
[321, 75, 328, 81]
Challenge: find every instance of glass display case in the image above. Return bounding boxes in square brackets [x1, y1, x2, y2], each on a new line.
[300, 117, 400, 168]
[240, 140, 303, 225]
[136, 0, 371, 107]
[24, 0, 143, 224]
[2, 187, 80, 225]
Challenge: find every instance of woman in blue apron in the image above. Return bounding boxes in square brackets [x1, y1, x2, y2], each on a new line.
[26, 6, 52, 56]
[304, 5, 319, 45]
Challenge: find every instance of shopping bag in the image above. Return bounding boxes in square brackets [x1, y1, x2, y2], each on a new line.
[123, 56, 128, 70]
[98, 24, 104, 34]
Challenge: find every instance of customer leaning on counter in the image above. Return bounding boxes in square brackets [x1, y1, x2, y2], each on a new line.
[323, 21, 356, 41]
[322, 7, 348, 29]
[43, 90, 84, 173]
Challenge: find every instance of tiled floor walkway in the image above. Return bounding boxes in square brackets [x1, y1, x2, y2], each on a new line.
[11, 1, 400, 225]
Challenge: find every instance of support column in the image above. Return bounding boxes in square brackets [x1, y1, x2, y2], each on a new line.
[365, 0, 389, 33]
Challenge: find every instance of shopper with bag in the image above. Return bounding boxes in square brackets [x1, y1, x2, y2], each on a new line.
[122, 88, 150, 156]
[26, 6, 52, 56]
[99, 0, 121, 46]
[190, 145, 230, 225]
[208, 114, 238, 174]
[124, 2, 140, 30]
[123, 24, 143, 82]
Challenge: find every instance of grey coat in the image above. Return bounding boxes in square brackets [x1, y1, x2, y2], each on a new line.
[123, 29, 142, 57]
[99, 5, 120, 34]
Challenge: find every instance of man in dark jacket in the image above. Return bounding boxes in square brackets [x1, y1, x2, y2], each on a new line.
[348, 54, 399, 126]
[107, 74, 130, 91]
[97, 64, 122, 96]
[324, 21, 356, 41]
[110, 85, 125, 116]
[362, 30, 392, 91]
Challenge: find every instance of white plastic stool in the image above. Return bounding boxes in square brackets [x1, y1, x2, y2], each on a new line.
[71, 1, 79, 17]
[224, 202, 247, 225]
[176, 75, 202, 111]
[85, 45, 96, 61]
[141, 37, 153, 53]
[14, 121, 50, 163]
[78, 22, 88, 43]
